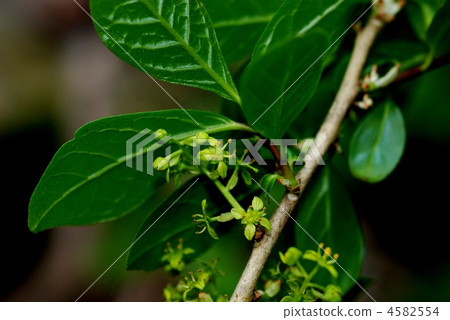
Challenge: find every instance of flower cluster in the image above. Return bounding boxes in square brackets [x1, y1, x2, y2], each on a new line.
[217, 196, 272, 241]
[258, 244, 342, 302]
[161, 241, 227, 302]
[161, 238, 194, 274]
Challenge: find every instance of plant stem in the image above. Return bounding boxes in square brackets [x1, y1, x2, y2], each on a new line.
[296, 266, 319, 301]
[392, 53, 450, 85]
[201, 166, 243, 210]
[267, 143, 296, 186]
[231, 15, 384, 302]
[212, 179, 244, 210]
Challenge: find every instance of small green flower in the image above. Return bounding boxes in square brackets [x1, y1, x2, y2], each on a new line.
[303, 243, 339, 278]
[279, 247, 302, 266]
[161, 239, 194, 273]
[182, 270, 212, 301]
[215, 197, 271, 240]
[193, 200, 219, 240]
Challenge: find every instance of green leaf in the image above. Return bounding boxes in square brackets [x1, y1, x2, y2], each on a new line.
[370, 39, 429, 71]
[427, 0, 450, 57]
[28, 110, 251, 233]
[240, 168, 252, 186]
[241, 34, 327, 138]
[227, 173, 239, 191]
[251, 0, 366, 61]
[206, 223, 219, 240]
[294, 167, 364, 293]
[397, 64, 450, 141]
[349, 100, 406, 183]
[127, 179, 226, 270]
[90, 0, 240, 103]
[406, 0, 444, 40]
[201, 0, 283, 63]
[240, 0, 366, 138]
[244, 223, 256, 241]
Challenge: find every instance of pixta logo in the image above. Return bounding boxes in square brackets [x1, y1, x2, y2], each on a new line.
[126, 129, 325, 176]
[125, 129, 171, 176]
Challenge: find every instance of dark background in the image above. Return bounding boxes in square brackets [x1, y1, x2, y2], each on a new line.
[1, 0, 449, 301]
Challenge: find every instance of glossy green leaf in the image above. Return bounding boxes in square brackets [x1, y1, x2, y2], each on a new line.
[427, 0, 450, 57]
[406, 0, 444, 40]
[241, 34, 328, 138]
[201, 0, 283, 63]
[241, 0, 367, 138]
[28, 110, 251, 233]
[349, 100, 406, 183]
[396, 64, 450, 141]
[251, 0, 367, 60]
[294, 167, 364, 293]
[370, 39, 429, 71]
[90, 0, 240, 103]
[127, 179, 225, 270]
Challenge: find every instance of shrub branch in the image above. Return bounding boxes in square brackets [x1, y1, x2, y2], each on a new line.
[230, 15, 385, 302]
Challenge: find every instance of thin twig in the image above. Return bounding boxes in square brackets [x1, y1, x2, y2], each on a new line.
[266, 142, 293, 182]
[393, 53, 450, 85]
[230, 16, 385, 302]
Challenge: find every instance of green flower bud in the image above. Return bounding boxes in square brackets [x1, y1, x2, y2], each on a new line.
[153, 156, 169, 171]
[198, 148, 216, 161]
[217, 161, 228, 179]
[193, 132, 210, 146]
[279, 247, 302, 266]
[208, 137, 218, 146]
[169, 153, 181, 167]
[198, 292, 213, 302]
[154, 129, 168, 140]
[264, 279, 281, 298]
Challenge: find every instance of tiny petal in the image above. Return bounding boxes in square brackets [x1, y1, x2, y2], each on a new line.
[244, 223, 256, 241]
[252, 196, 264, 211]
